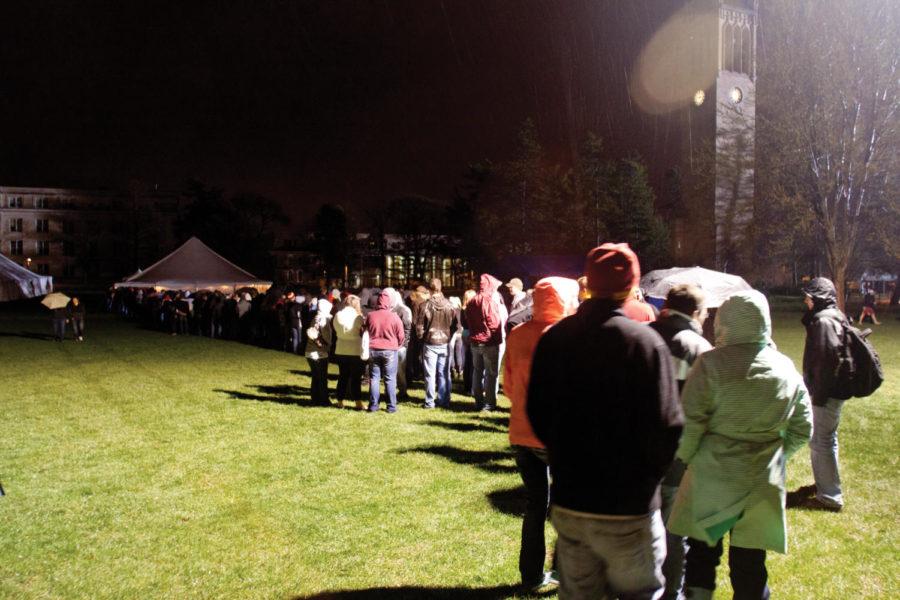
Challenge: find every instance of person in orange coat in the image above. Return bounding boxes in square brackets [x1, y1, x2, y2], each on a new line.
[503, 276, 580, 591]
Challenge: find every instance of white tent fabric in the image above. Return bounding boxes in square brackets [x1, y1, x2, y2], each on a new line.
[113, 237, 271, 292]
[640, 266, 752, 308]
[0, 253, 53, 301]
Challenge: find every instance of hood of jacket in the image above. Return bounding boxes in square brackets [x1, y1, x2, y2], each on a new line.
[714, 290, 771, 347]
[532, 277, 579, 323]
[429, 291, 451, 310]
[383, 287, 402, 310]
[316, 299, 333, 320]
[478, 273, 502, 297]
[334, 306, 361, 332]
[377, 290, 392, 311]
[803, 277, 838, 313]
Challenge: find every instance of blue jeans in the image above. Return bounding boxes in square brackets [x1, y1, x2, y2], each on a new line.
[552, 508, 666, 600]
[810, 398, 844, 508]
[423, 343, 450, 408]
[471, 343, 499, 410]
[289, 326, 302, 354]
[369, 349, 398, 412]
[52, 318, 66, 341]
[515, 446, 552, 586]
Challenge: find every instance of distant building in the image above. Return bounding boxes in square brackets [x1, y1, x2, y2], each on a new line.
[273, 233, 473, 290]
[0, 186, 180, 290]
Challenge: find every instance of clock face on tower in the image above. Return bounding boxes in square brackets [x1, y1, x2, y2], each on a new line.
[693, 90, 706, 106]
[729, 86, 743, 104]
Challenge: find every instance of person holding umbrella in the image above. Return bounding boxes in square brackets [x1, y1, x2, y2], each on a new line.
[42, 292, 71, 342]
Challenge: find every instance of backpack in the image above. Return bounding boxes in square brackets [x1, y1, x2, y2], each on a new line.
[828, 315, 884, 399]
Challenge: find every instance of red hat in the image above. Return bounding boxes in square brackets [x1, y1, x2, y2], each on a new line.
[584, 243, 641, 298]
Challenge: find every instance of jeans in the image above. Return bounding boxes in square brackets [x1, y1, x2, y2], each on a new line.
[449, 332, 465, 373]
[552, 507, 666, 600]
[661, 459, 688, 600]
[52, 318, 66, 341]
[471, 343, 500, 410]
[423, 343, 451, 407]
[72, 317, 84, 338]
[515, 446, 553, 586]
[369, 349, 398, 412]
[289, 326, 302, 354]
[810, 398, 844, 508]
[396, 346, 408, 396]
[684, 537, 769, 600]
[335, 355, 364, 401]
[308, 357, 330, 405]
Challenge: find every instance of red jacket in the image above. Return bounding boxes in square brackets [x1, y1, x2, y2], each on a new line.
[466, 274, 506, 345]
[365, 291, 405, 350]
[505, 277, 580, 448]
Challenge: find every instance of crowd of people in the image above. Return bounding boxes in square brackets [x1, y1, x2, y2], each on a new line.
[107, 241, 867, 599]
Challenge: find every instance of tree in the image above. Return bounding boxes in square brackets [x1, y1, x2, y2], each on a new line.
[759, 0, 899, 308]
[312, 203, 351, 281]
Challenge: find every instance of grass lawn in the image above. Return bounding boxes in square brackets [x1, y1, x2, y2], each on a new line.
[0, 300, 897, 599]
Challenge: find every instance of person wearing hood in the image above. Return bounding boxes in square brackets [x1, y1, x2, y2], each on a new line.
[365, 291, 405, 413]
[667, 291, 812, 600]
[384, 287, 413, 399]
[504, 276, 579, 591]
[786, 277, 849, 512]
[648, 283, 713, 600]
[527, 243, 682, 600]
[332, 295, 367, 410]
[465, 273, 508, 412]
[285, 291, 303, 354]
[416, 278, 459, 409]
[304, 298, 334, 406]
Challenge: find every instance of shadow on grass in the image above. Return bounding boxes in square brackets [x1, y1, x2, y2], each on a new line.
[215, 383, 315, 406]
[423, 420, 507, 434]
[486, 486, 527, 517]
[397, 445, 517, 474]
[293, 583, 552, 599]
[0, 330, 55, 341]
[289, 369, 339, 382]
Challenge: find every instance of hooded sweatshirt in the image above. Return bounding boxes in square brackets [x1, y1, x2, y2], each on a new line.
[801, 277, 844, 406]
[333, 305, 365, 357]
[466, 274, 507, 345]
[365, 291, 405, 351]
[384, 287, 413, 348]
[305, 299, 333, 360]
[505, 277, 579, 448]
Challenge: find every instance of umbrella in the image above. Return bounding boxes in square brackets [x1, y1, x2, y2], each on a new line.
[41, 292, 71, 310]
[640, 267, 752, 308]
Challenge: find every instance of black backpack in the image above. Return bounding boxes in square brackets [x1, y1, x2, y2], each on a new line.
[827, 314, 884, 399]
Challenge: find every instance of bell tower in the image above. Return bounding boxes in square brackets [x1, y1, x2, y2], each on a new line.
[713, 0, 757, 271]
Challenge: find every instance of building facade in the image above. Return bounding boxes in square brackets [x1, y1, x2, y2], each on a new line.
[0, 186, 180, 290]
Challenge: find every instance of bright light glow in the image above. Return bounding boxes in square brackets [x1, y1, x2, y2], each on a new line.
[729, 86, 743, 104]
[693, 90, 705, 106]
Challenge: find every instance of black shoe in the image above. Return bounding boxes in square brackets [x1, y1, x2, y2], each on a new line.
[794, 496, 842, 512]
[786, 484, 817, 508]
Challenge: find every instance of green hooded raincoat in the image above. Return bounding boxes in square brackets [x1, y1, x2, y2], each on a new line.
[667, 291, 812, 553]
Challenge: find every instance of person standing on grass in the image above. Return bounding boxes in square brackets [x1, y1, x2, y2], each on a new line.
[448, 296, 465, 379]
[365, 290, 405, 413]
[68, 297, 86, 342]
[504, 276, 580, 592]
[786, 277, 850, 512]
[332, 295, 367, 411]
[527, 243, 682, 600]
[857, 285, 881, 325]
[384, 288, 413, 400]
[505, 277, 533, 334]
[51, 306, 67, 341]
[667, 291, 812, 600]
[416, 278, 458, 409]
[649, 284, 713, 600]
[304, 299, 333, 406]
[466, 274, 507, 412]
[285, 291, 303, 354]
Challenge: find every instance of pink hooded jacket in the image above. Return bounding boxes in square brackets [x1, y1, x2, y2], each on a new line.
[504, 277, 580, 448]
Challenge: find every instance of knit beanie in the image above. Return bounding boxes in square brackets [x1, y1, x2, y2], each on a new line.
[584, 243, 641, 298]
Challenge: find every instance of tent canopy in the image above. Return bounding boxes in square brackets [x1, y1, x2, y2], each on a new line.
[0, 252, 53, 301]
[640, 266, 752, 309]
[114, 237, 271, 292]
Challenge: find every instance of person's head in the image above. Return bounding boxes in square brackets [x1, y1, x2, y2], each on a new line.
[286, 291, 295, 300]
[802, 277, 837, 313]
[532, 277, 580, 324]
[342, 294, 362, 315]
[506, 277, 524, 295]
[577, 276, 590, 302]
[583, 243, 641, 303]
[72, 297, 80, 306]
[449, 296, 462, 310]
[463, 289, 477, 306]
[430, 278, 443, 293]
[664, 284, 707, 325]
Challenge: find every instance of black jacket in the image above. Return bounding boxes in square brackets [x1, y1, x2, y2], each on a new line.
[285, 301, 303, 328]
[527, 298, 683, 516]
[416, 293, 458, 345]
[649, 310, 712, 391]
[802, 277, 844, 406]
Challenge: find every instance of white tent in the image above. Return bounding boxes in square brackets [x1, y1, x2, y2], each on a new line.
[0, 253, 53, 301]
[640, 266, 752, 308]
[113, 237, 271, 293]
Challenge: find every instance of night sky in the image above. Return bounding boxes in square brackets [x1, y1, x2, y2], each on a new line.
[0, 1, 690, 224]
